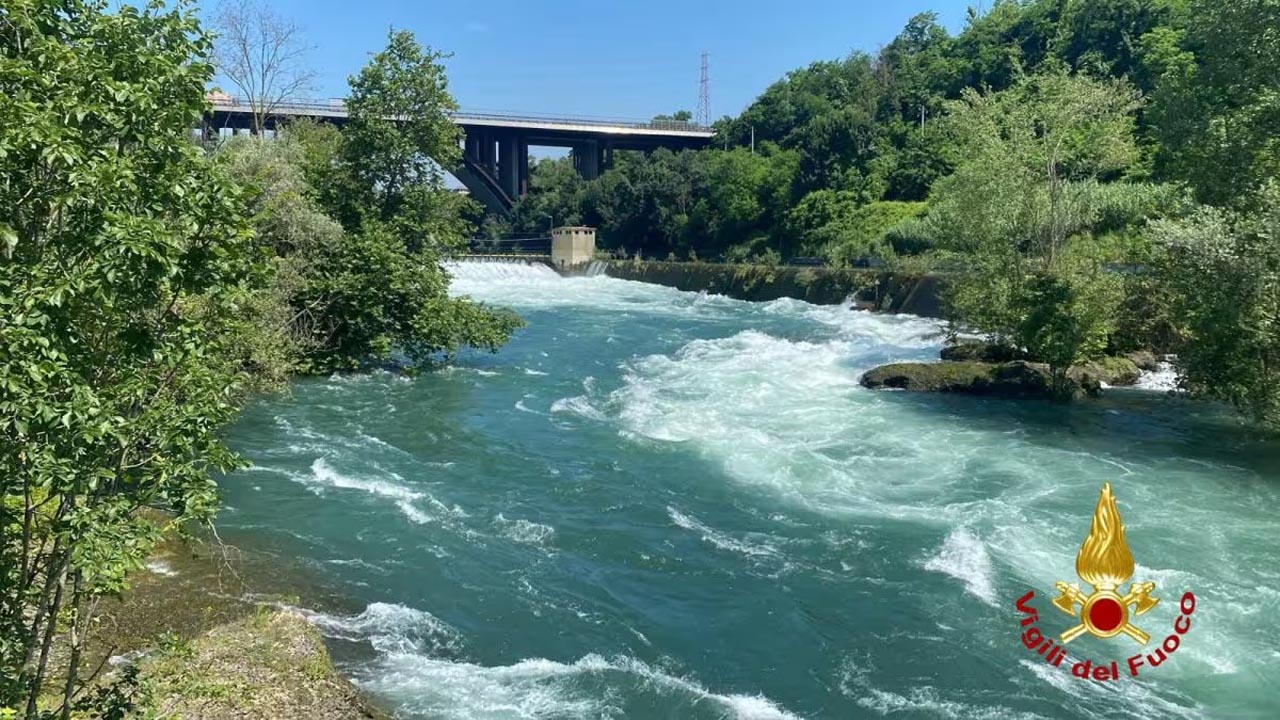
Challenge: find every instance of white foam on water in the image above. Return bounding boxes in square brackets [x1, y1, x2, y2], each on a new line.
[668, 506, 778, 558]
[611, 329, 966, 522]
[493, 514, 555, 545]
[922, 528, 998, 607]
[445, 259, 746, 320]
[297, 458, 436, 525]
[1134, 362, 1179, 392]
[446, 259, 561, 281]
[855, 685, 1045, 719]
[356, 651, 802, 720]
[305, 602, 463, 656]
[1016, 660, 1204, 719]
[549, 396, 606, 422]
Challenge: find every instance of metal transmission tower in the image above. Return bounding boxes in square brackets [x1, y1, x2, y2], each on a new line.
[697, 51, 710, 127]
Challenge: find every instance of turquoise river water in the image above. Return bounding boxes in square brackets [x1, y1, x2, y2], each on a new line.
[215, 261, 1280, 719]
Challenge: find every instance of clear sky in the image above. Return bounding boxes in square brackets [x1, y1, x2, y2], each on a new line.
[219, 0, 978, 122]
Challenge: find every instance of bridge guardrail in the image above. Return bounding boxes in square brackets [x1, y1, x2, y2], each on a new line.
[207, 95, 714, 133]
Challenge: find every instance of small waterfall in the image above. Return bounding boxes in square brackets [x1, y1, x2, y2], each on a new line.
[444, 259, 560, 282]
[584, 260, 608, 277]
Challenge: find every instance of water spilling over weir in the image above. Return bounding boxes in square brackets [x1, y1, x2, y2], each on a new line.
[216, 261, 1280, 719]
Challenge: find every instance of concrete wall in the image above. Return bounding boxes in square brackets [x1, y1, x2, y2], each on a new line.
[551, 227, 596, 269]
[604, 260, 943, 318]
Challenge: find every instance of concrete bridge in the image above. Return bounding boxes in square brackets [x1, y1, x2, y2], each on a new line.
[205, 98, 714, 213]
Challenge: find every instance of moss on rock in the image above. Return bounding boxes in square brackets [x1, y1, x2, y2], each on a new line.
[859, 361, 1082, 398]
[1068, 356, 1141, 391]
[143, 608, 387, 719]
[862, 355, 1144, 400]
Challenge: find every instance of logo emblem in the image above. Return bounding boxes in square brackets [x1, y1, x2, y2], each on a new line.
[1051, 482, 1159, 644]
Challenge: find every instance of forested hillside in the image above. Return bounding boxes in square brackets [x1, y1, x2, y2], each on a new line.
[503, 0, 1272, 261]
[500, 0, 1280, 426]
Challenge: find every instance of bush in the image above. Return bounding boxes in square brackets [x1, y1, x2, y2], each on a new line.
[297, 223, 521, 371]
[1153, 187, 1280, 428]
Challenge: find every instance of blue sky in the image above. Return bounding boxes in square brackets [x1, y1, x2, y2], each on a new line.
[217, 0, 978, 122]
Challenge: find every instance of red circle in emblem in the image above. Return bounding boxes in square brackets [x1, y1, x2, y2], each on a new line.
[1089, 597, 1124, 632]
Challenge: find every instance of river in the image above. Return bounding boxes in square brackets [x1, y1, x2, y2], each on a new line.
[214, 261, 1280, 719]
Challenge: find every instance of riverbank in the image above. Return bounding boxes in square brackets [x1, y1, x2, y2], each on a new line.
[144, 607, 385, 719]
[88, 529, 388, 719]
[602, 259, 943, 317]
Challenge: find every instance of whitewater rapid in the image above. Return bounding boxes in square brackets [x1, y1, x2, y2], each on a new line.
[214, 261, 1280, 719]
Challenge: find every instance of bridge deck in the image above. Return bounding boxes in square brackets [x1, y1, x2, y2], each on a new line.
[206, 98, 714, 139]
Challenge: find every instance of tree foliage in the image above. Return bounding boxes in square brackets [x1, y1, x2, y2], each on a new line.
[216, 33, 522, 373]
[1153, 187, 1280, 425]
[923, 72, 1144, 386]
[1149, 0, 1280, 205]
[0, 1, 267, 715]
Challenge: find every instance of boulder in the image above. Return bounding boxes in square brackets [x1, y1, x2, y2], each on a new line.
[1068, 356, 1141, 394]
[860, 361, 1084, 399]
[1124, 350, 1159, 372]
[939, 340, 1026, 363]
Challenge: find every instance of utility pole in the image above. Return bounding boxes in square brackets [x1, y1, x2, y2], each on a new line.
[697, 51, 710, 127]
[751, 125, 755, 154]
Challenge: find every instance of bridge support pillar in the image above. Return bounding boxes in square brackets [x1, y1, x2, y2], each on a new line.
[518, 139, 530, 197]
[498, 134, 520, 200]
[478, 130, 497, 175]
[574, 140, 600, 181]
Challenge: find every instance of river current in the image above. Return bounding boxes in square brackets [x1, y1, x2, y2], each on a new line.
[216, 261, 1280, 719]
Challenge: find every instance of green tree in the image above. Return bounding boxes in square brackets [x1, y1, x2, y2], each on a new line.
[300, 30, 521, 370]
[927, 72, 1143, 387]
[339, 30, 470, 248]
[1153, 188, 1280, 428]
[0, 1, 268, 715]
[216, 134, 345, 380]
[1149, 0, 1280, 206]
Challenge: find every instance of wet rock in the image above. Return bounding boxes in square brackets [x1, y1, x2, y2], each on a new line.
[1124, 350, 1159, 372]
[860, 361, 1084, 399]
[1069, 356, 1142, 393]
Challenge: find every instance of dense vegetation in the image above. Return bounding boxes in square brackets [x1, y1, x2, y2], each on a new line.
[501, 0, 1280, 421]
[0, 2, 516, 716]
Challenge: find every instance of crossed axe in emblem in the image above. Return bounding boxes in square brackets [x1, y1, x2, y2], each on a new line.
[1052, 581, 1158, 644]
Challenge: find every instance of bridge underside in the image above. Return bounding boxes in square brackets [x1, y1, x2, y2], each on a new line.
[456, 126, 710, 213]
[204, 106, 713, 214]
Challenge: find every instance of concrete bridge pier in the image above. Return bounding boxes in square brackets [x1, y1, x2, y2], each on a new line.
[519, 138, 530, 196]
[498, 134, 521, 199]
[572, 140, 600, 180]
[471, 129, 496, 175]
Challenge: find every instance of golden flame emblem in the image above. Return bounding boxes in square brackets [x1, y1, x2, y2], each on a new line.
[1052, 483, 1159, 644]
